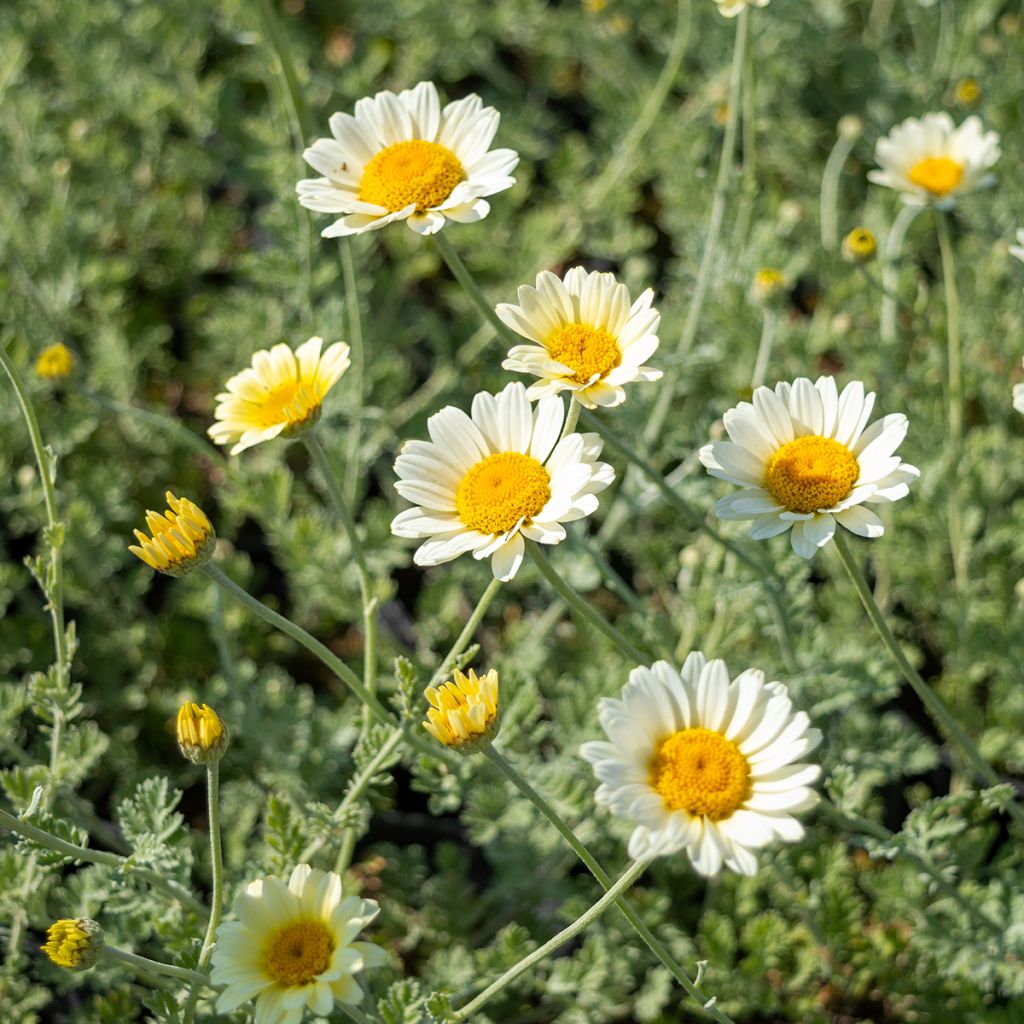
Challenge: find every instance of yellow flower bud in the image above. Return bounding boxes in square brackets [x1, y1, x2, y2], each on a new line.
[750, 268, 788, 307]
[35, 343, 76, 382]
[424, 668, 499, 753]
[842, 227, 878, 264]
[954, 77, 981, 106]
[41, 918, 104, 970]
[177, 702, 229, 764]
[129, 491, 215, 577]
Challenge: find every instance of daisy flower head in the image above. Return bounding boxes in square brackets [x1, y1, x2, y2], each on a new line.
[209, 336, 351, 455]
[297, 80, 518, 237]
[867, 112, 1000, 208]
[129, 492, 215, 577]
[497, 267, 661, 409]
[211, 864, 387, 1024]
[714, 0, 770, 17]
[581, 653, 821, 876]
[699, 376, 919, 559]
[391, 381, 614, 581]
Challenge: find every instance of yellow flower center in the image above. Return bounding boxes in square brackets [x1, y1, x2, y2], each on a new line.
[907, 156, 964, 197]
[650, 728, 751, 820]
[263, 920, 336, 988]
[545, 322, 621, 386]
[455, 452, 551, 535]
[763, 436, 860, 515]
[359, 140, 464, 213]
[255, 380, 322, 431]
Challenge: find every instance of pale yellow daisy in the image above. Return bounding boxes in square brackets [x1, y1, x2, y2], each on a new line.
[209, 336, 351, 455]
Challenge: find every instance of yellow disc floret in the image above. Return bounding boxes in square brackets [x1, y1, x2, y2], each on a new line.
[424, 668, 499, 751]
[35, 343, 76, 381]
[455, 452, 551, 535]
[177, 702, 229, 764]
[359, 140, 464, 213]
[262, 920, 336, 987]
[42, 918, 104, 970]
[650, 728, 751, 821]
[764, 436, 859, 514]
[128, 491, 216, 577]
[907, 156, 964, 197]
[545, 322, 622, 385]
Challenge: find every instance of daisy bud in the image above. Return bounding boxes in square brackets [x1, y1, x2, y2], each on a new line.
[35, 343, 75, 382]
[129, 492, 215, 578]
[42, 918, 104, 970]
[750, 268, 788, 308]
[423, 668, 499, 753]
[842, 227, 877, 264]
[836, 114, 864, 142]
[177, 702, 229, 765]
[954, 77, 981, 106]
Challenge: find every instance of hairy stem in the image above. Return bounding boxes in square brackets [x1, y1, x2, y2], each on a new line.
[430, 576, 504, 686]
[433, 232, 517, 347]
[750, 309, 776, 391]
[105, 946, 210, 987]
[880, 203, 922, 343]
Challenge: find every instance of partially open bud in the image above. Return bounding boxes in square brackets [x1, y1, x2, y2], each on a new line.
[842, 227, 878, 264]
[42, 918, 104, 970]
[177, 702, 229, 765]
[750, 268, 788, 308]
[954, 77, 981, 106]
[424, 668, 499, 754]
[129, 492, 215, 578]
[35, 343, 76, 382]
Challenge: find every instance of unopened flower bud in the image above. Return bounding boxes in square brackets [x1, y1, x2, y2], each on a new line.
[842, 227, 878, 263]
[750, 268, 788, 307]
[35, 343, 76, 382]
[42, 918, 104, 970]
[177, 702, 229, 764]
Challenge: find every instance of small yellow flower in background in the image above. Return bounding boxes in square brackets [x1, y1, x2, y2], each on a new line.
[699, 376, 919, 558]
[297, 80, 519, 237]
[177, 702, 229, 765]
[842, 227, 877, 263]
[750, 268, 788, 307]
[35, 343, 75, 381]
[954, 77, 981, 106]
[424, 668, 499, 752]
[497, 267, 662, 409]
[209, 336, 351, 455]
[211, 864, 387, 1023]
[868, 112, 1000, 209]
[581, 653, 821, 876]
[129, 491, 215, 577]
[714, 0, 770, 17]
[42, 918, 104, 970]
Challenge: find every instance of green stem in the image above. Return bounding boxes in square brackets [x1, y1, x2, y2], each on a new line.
[452, 859, 649, 1022]
[881, 204, 922, 343]
[819, 131, 859, 252]
[560, 395, 582, 439]
[527, 542, 652, 665]
[303, 432, 378, 695]
[104, 946, 210, 987]
[433, 232, 517, 347]
[750, 310, 776, 391]
[0, 807, 206, 916]
[339, 241, 366, 510]
[430, 576, 503, 686]
[482, 748, 735, 1024]
[201, 564, 446, 764]
[831, 533, 1024, 832]
[254, 0, 313, 138]
[182, 763, 225, 1024]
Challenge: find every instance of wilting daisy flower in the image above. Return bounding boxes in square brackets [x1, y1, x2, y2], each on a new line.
[209, 337, 350, 455]
[581, 653, 821, 876]
[1010, 229, 1024, 265]
[211, 864, 386, 1024]
[391, 381, 613, 581]
[699, 377, 919, 558]
[714, 0, 770, 16]
[297, 80, 518, 237]
[868, 113, 1000, 208]
[497, 267, 661, 409]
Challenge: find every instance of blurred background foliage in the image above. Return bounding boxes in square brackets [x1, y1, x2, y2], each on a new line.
[2, 0, 1024, 1020]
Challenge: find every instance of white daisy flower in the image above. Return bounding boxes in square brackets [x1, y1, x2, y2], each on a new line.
[1010, 229, 1024, 265]
[497, 267, 662, 409]
[714, 0, 770, 17]
[208, 336, 351, 455]
[296, 80, 519, 237]
[867, 113, 1000, 209]
[699, 376, 919, 559]
[391, 381, 614, 581]
[211, 864, 387, 1024]
[581, 653, 821, 877]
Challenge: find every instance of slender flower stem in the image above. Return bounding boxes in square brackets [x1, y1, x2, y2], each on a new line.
[818, 801, 1003, 934]
[750, 309, 776, 391]
[452, 859, 649, 1022]
[527, 543, 653, 665]
[430, 576, 503, 686]
[0, 807, 207, 916]
[819, 128, 860, 252]
[338, 241, 366, 506]
[881, 204, 922, 344]
[304, 432, 378, 694]
[255, 0, 313, 138]
[482, 747, 735, 1024]
[201, 564, 448, 764]
[831, 533, 1024, 833]
[560, 395, 583, 439]
[433, 232, 517, 347]
[182, 764, 225, 1024]
[104, 946, 210, 987]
